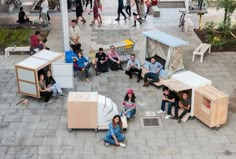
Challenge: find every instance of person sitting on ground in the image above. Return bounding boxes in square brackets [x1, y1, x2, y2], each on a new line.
[121, 89, 136, 120]
[158, 87, 179, 119]
[125, 54, 142, 82]
[30, 31, 47, 53]
[39, 74, 53, 104]
[69, 20, 81, 53]
[73, 49, 92, 82]
[143, 57, 162, 87]
[95, 48, 108, 74]
[103, 115, 126, 148]
[45, 70, 64, 97]
[17, 7, 30, 24]
[178, 91, 191, 123]
[107, 45, 123, 71]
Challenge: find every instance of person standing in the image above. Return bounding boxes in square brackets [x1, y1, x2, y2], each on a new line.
[41, 0, 49, 27]
[76, 0, 86, 24]
[69, 20, 81, 52]
[132, 0, 142, 27]
[143, 57, 163, 87]
[95, 48, 108, 74]
[121, 89, 136, 120]
[103, 115, 126, 148]
[90, 0, 100, 26]
[158, 87, 180, 119]
[125, 54, 142, 82]
[115, 0, 127, 21]
[125, 0, 131, 17]
[144, 0, 158, 19]
[85, 0, 93, 14]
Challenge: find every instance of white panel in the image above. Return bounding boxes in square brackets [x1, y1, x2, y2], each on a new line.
[53, 77, 73, 88]
[19, 81, 37, 96]
[33, 50, 63, 61]
[17, 68, 35, 83]
[16, 57, 48, 69]
[98, 95, 105, 105]
[51, 63, 74, 88]
[51, 63, 73, 76]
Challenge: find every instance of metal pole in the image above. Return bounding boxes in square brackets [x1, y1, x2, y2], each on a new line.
[60, 0, 70, 52]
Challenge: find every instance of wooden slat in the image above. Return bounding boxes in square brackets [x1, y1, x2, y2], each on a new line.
[160, 79, 191, 92]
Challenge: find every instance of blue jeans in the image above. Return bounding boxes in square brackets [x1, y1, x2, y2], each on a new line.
[121, 109, 136, 119]
[161, 100, 179, 117]
[103, 133, 125, 145]
[144, 72, 159, 83]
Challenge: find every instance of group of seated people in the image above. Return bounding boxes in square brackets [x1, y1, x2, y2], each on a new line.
[103, 86, 191, 148]
[38, 70, 64, 104]
[72, 45, 164, 87]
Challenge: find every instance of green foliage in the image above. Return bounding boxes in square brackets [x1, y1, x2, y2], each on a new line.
[217, 0, 236, 34]
[0, 28, 31, 50]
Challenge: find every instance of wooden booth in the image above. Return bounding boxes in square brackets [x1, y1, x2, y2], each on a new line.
[161, 71, 229, 128]
[15, 49, 74, 98]
[67, 92, 128, 132]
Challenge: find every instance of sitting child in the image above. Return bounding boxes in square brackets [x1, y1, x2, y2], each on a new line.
[178, 91, 191, 123]
[121, 89, 136, 120]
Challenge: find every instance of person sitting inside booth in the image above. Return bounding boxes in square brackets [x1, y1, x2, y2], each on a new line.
[73, 49, 92, 82]
[125, 54, 142, 83]
[107, 45, 123, 71]
[38, 74, 53, 104]
[178, 91, 191, 123]
[45, 70, 64, 97]
[17, 7, 30, 24]
[121, 89, 136, 120]
[158, 87, 179, 119]
[103, 115, 126, 148]
[143, 57, 163, 87]
[94, 48, 108, 74]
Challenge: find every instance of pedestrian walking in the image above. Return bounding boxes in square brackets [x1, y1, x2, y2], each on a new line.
[115, 0, 127, 21]
[76, 0, 86, 24]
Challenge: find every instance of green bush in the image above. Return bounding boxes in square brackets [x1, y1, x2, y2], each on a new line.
[0, 28, 31, 50]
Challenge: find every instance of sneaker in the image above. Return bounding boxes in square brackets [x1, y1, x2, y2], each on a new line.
[60, 93, 64, 96]
[171, 116, 178, 120]
[165, 115, 171, 119]
[105, 142, 110, 146]
[158, 110, 165, 114]
[46, 100, 53, 104]
[119, 142, 126, 148]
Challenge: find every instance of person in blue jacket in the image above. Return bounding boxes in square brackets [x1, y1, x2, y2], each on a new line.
[73, 49, 91, 82]
[103, 115, 126, 148]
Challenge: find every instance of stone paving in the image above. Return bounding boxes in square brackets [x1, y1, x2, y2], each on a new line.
[0, 1, 236, 159]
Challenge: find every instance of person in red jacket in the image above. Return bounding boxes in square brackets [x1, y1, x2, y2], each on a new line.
[144, 0, 158, 19]
[30, 31, 46, 51]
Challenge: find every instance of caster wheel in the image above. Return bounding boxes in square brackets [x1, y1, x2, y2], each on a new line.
[68, 129, 72, 132]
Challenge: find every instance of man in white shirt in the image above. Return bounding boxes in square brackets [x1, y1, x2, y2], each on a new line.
[69, 20, 81, 52]
[41, 0, 49, 26]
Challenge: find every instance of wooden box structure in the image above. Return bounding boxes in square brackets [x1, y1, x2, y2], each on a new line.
[161, 71, 229, 127]
[194, 85, 229, 128]
[15, 49, 74, 98]
[67, 92, 127, 131]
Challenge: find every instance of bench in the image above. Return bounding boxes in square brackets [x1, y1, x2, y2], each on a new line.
[192, 43, 211, 63]
[5, 46, 31, 58]
[141, 67, 164, 87]
[151, 6, 160, 17]
[184, 18, 194, 32]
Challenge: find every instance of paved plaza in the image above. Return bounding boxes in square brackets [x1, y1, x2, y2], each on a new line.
[0, 0, 236, 159]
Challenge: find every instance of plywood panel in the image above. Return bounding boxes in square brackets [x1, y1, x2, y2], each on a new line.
[16, 57, 48, 70]
[52, 63, 73, 76]
[33, 49, 63, 61]
[161, 79, 191, 92]
[19, 81, 37, 96]
[17, 68, 35, 83]
[53, 77, 74, 88]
